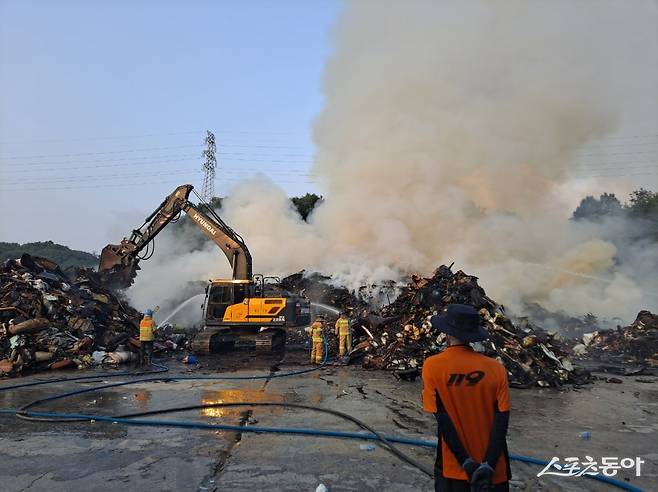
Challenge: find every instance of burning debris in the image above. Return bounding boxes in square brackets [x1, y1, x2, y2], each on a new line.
[283, 265, 590, 388]
[279, 271, 364, 311]
[0, 253, 142, 376]
[1, 250, 649, 388]
[578, 311, 658, 369]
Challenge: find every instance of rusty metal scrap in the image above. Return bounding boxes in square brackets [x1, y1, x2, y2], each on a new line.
[584, 310, 658, 368]
[280, 270, 365, 310]
[283, 265, 590, 388]
[0, 253, 142, 376]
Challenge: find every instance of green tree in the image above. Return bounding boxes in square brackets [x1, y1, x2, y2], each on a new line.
[207, 196, 223, 210]
[572, 193, 623, 221]
[627, 188, 658, 240]
[627, 188, 658, 218]
[291, 193, 323, 221]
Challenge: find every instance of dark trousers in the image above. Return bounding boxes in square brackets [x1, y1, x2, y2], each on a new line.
[435, 449, 509, 492]
[141, 341, 154, 365]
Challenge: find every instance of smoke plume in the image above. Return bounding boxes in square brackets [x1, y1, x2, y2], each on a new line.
[130, 1, 658, 323]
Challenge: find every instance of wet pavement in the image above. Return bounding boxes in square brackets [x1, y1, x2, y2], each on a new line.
[0, 348, 656, 491]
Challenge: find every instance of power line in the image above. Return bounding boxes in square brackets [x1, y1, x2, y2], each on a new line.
[578, 141, 658, 150]
[578, 150, 658, 157]
[1, 151, 312, 169]
[0, 146, 312, 163]
[0, 180, 200, 192]
[583, 173, 658, 178]
[2, 160, 314, 175]
[1, 167, 316, 185]
[578, 162, 657, 169]
[593, 133, 658, 141]
[0, 176, 318, 193]
[0, 130, 206, 145]
[0, 144, 203, 160]
[1, 153, 202, 168]
[1, 169, 204, 186]
[0, 128, 304, 146]
[578, 163, 658, 171]
[2, 160, 313, 175]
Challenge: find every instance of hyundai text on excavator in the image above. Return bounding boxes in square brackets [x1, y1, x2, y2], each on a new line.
[98, 184, 311, 354]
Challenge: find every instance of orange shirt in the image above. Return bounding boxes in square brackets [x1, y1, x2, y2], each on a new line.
[422, 345, 510, 483]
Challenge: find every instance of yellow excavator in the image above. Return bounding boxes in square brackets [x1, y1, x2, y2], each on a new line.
[98, 184, 311, 354]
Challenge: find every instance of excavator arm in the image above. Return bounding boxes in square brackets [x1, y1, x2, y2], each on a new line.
[98, 184, 252, 288]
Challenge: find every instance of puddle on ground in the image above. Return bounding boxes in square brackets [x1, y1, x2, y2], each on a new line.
[200, 389, 284, 418]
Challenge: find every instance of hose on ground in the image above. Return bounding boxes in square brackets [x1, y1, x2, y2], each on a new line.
[13, 336, 432, 477]
[0, 334, 646, 491]
[4, 408, 644, 491]
[16, 400, 433, 477]
[0, 361, 169, 391]
[13, 335, 331, 422]
[116, 401, 434, 477]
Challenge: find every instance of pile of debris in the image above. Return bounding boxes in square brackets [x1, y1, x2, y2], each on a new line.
[279, 271, 364, 311]
[363, 267, 586, 387]
[575, 310, 658, 369]
[0, 253, 142, 376]
[284, 265, 588, 388]
[522, 302, 601, 340]
[279, 271, 365, 350]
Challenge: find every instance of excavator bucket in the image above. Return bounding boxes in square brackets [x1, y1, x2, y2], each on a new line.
[98, 243, 140, 289]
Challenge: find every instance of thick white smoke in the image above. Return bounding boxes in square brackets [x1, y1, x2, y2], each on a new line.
[129, 0, 658, 323]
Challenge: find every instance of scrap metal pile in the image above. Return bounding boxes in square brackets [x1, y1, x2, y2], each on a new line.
[577, 310, 658, 369]
[0, 253, 142, 376]
[279, 271, 364, 310]
[283, 265, 589, 388]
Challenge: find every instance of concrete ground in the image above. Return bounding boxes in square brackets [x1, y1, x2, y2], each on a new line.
[0, 348, 656, 492]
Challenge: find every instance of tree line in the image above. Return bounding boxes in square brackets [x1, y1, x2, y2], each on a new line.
[4, 189, 654, 269]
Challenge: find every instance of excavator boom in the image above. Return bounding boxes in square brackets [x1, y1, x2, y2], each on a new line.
[98, 184, 252, 288]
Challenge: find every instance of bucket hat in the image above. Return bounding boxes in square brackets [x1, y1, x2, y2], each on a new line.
[430, 304, 489, 342]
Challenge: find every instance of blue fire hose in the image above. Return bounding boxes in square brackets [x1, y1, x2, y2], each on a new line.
[0, 336, 645, 492]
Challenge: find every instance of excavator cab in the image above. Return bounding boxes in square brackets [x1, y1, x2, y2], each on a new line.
[205, 280, 250, 321]
[203, 278, 310, 327]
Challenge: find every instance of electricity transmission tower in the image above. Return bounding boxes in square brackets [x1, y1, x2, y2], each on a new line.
[201, 130, 217, 202]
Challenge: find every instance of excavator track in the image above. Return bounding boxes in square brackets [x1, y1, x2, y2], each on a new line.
[191, 327, 286, 355]
[255, 329, 286, 353]
[190, 328, 226, 355]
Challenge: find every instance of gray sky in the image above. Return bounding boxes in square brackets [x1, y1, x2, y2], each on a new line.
[1, 0, 656, 253]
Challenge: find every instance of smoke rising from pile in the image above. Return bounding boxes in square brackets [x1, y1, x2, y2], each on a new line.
[130, 0, 658, 323]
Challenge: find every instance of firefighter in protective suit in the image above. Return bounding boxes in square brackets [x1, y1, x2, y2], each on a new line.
[139, 309, 156, 365]
[307, 315, 325, 364]
[335, 312, 351, 358]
